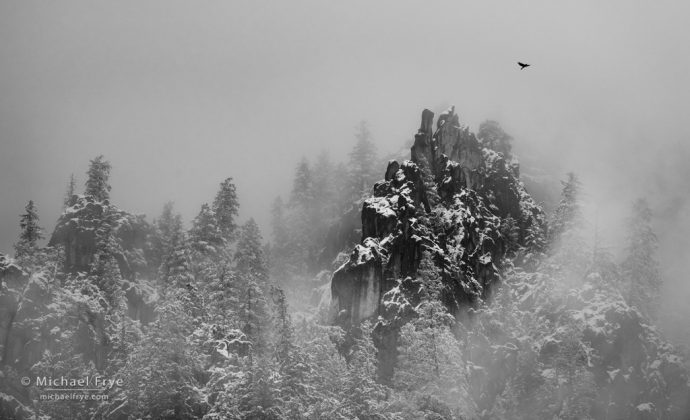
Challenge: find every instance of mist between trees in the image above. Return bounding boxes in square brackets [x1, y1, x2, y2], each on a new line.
[0, 116, 688, 420]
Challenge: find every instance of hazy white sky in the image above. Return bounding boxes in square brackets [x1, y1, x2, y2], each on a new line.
[1, 1, 689, 272]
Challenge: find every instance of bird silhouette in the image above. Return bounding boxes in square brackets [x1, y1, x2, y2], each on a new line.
[518, 62, 531, 70]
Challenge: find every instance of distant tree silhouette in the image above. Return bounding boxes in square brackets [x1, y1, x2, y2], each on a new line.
[85, 155, 112, 201]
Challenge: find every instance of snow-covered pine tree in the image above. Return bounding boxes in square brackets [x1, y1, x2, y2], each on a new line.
[190, 203, 224, 255]
[14, 200, 44, 259]
[90, 208, 125, 306]
[119, 290, 207, 419]
[524, 218, 547, 253]
[153, 201, 184, 272]
[212, 177, 240, 242]
[622, 198, 661, 319]
[272, 288, 308, 413]
[235, 219, 268, 284]
[235, 219, 271, 355]
[85, 155, 112, 201]
[341, 321, 389, 418]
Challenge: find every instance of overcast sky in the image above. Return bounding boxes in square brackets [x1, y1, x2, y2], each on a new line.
[1, 1, 689, 297]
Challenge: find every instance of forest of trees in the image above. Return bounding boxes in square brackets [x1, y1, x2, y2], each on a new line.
[0, 119, 687, 419]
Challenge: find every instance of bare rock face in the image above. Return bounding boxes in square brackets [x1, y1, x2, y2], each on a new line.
[330, 107, 545, 328]
[331, 239, 385, 324]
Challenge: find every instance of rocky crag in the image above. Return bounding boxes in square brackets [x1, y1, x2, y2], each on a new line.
[330, 107, 545, 327]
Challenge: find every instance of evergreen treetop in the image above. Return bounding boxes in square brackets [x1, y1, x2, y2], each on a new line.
[63, 173, 77, 208]
[14, 200, 44, 258]
[290, 157, 314, 207]
[190, 203, 224, 255]
[235, 218, 268, 283]
[212, 177, 240, 242]
[85, 155, 112, 201]
[348, 120, 378, 200]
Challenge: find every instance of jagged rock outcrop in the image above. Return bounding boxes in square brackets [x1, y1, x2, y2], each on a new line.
[49, 195, 153, 279]
[330, 107, 545, 327]
[48, 196, 157, 324]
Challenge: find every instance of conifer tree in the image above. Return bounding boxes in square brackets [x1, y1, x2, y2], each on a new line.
[14, 200, 44, 258]
[190, 203, 224, 255]
[91, 209, 123, 304]
[235, 219, 268, 284]
[155, 202, 187, 282]
[548, 172, 582, 244]
[63, 173, 77, 208]
[342, 321, 389, 417]
[212, 177, 240, 242]
[120, 290, 207, 419]
[524, 217, 547, 252]
[235, 219, 271, 354]
[290, 158, 314, 207]
[160, 234, 192, 288]
[288, 158, 320, 275]
[85, 155, 112, 201]
[273, 288, 307, 407]
[622, 198, 661, 319]
[241, 278, 271, 357]
[348, 120, 378, 200]
[477, 120, 513, 158]
[270, 196, 289, 251]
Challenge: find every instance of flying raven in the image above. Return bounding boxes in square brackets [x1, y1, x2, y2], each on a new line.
[518, 62, 531, 70]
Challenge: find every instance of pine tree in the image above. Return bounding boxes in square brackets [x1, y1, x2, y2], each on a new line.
[190, 203, 224, 255]
[91, 209, 123, 305]
[342, 321, 389, 418]
[348, 120, 378, 200]
[212, 178, 240, 242]
[235, 219, 271, 355]
[273, 288, 307, 408]
[85, 155, 112, 201]
[477, 120, 513, 158]
[290, 157, 314, 207]
[154, 202, 185, 280]
[241, 278, 271, 357]
[524, 217, 547, 253]
[622, 198, 661, 319]
[120, 290, 207, 419]
[548, 172, 582, 244]
[235, 219, 268, 284]
[157, 202, 183, 248]
[63, 173, 77, 208]
[500, 216, 520, 256]
[270, 196, 289, 251]
[14, 200, 44, 258]
[287, 158, 320, 276]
